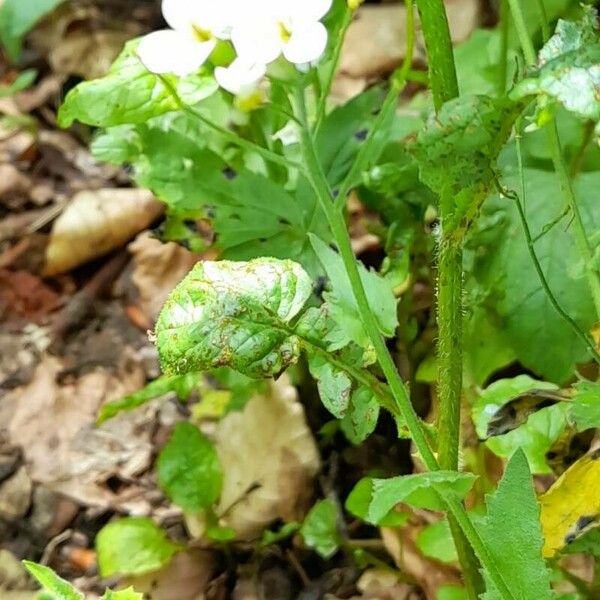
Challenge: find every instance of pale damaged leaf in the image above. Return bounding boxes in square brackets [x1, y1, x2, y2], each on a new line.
[155, 259, 312, 378]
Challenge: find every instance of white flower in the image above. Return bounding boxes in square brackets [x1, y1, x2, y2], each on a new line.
[215, 58, 266, 95]
[231, 0, 332, 66]
[137, 0, 236, 76]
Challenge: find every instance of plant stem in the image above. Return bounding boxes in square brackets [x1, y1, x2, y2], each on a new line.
[294, 86, 518, 600]
[498, 0, 509, 95]
[436, 239, 463, 470]
[534, 0, 550, 42]
[414, 0, 459, 109]
[415, 1, 484, 597]
[506, 0, 600, 319]
[159, 76, 304, 173]
[314, 8, 353, 133]
[511, 128, 600, 364]
[293, 87, 438, 471]
[334, 0, 415, 211]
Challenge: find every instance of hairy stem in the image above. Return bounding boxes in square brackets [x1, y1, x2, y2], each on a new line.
[294, 84, 517, 599]
[415, 1, 484, 596]
[506, 0, 600, 318]
[436, 239, 463, 469]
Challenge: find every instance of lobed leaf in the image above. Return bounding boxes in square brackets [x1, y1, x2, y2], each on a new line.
[346, 471, 476, 525]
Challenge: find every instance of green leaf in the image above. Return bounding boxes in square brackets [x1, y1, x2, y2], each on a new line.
[437, 585, 468, 600]
[98, 373, 202, 424]
[346, 471, 476, 525]
[156, 259, 312, 378]
[307, 354, 352, 418]
[410, 95, 519, 226]
[94, 118, 329, 273]
[466, 168, 600, 382]
[101, 589, 144, 600]
[570, 380, 600, 431]
[316, 87, 390, 188]
[0, 0, 65, 58]
[472, 376, 567, 473]
[340, 386, 380, 444]
[476, 449, 553, 600]
[300, 499, 341, 559]
[96, 517, 181, 577]
[157, 422, 222, 512]
[416, 519, 458, 564]
[58, 40, 217, 128]
[23, 562, 83, 600]
[0, 69, 37, 99]
[260, 522, 301, 547]
[309, 234, 398, 346]
[511, 8, 600, 124]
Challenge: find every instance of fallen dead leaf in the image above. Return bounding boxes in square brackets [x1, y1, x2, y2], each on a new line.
[213, 376, 320, 539]
[381, 523, 461, 600]
[0, 549, 38, 600]
[123, 550, 215, 600]
[128, 232, 200, 323]
[352, 569, 417, 600]
[43, 189, 163, 275]
[3, 353, 157, 511]
[0, 270, 62, 322]
[340, 0, 480, 81]
[0, 466, 32, 520]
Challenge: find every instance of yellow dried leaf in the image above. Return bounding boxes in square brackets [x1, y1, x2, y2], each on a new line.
[43, 189, 163, 275]
[540, 448, 600, 557]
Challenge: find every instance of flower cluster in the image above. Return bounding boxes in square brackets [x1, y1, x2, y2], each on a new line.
[138, 0, 332, 98]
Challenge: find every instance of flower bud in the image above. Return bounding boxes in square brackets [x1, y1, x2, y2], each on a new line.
[348, 0, 364, 10]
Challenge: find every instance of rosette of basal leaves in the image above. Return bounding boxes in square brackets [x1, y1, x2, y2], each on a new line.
[410, 95, 521, 231]
[155, 257, 401, 442]
[511, 7, 600, 132]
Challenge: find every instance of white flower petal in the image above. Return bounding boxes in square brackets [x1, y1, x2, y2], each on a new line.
[231, 20, 283, 64]
[215, 59, 266, 95]
[162, 0, 233, 38]
[283, 21, 328, 64]
[137, 30, 215, 76]
[288, 0, 332, 22]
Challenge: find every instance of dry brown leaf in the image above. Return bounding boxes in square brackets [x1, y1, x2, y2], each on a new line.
[213, 376, 320, 539]
[0, 549, 39, 600]
[123, 550, 215, 600]
[340, 0, 480, 80]
[128, 232, 200, 323]
[4, 353, 156, 511]
[352, 569, 417, 600]
[43, 189, 163, 275]
[0, 466, 32, 520]
[381, 525, 461, 600]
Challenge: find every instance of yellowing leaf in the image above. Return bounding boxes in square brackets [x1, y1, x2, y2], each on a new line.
[540, 448, 600, 557]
